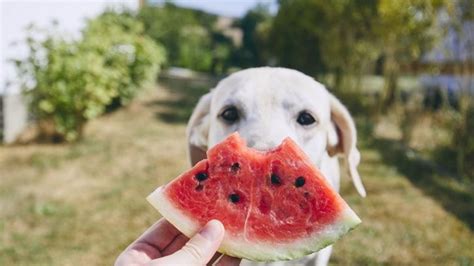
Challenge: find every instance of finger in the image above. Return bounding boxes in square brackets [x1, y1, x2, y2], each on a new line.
[161, 234, 189, 256]
[151, 220, 225, 265]
[214, 255, 241, 266]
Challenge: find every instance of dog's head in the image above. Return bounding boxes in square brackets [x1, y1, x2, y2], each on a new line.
[186, 67, 366, 197]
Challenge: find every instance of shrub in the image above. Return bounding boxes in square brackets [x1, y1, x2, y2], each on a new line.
[16, 11, 165, 142]
[83, 11, 165, 104]
[17, 32, 119, 141]
[138, 4, 233, 74]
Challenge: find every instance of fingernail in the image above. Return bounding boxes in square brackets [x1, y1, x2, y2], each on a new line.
[199, 220, 224, 241]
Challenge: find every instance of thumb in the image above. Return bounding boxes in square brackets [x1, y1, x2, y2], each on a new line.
[152, 220, 225, 265]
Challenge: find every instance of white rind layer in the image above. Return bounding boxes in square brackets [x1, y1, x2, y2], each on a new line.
[147, 186, 361, 262]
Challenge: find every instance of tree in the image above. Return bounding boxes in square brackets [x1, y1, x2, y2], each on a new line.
[376, 0, 449, 107]
[269, 0, 326, 76]
[448, 0, 474, 181]
[234, 4, 272, 68]
[269, 0, 379, 87]
[177, 25, 213, 72]
[138, 3, 235, 74]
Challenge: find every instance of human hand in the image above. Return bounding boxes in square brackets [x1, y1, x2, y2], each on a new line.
[115, 218, 241, 265]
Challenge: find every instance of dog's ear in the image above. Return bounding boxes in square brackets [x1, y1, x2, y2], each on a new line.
[327, 94, 366, 197]
[186, 92, 213, 166]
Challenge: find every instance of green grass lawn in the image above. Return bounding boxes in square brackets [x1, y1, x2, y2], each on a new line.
[1, 80, 473, 265]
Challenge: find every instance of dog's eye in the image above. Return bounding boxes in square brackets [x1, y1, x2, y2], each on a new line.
[297, 111, 316, 126]
[220, 106, 239, 123]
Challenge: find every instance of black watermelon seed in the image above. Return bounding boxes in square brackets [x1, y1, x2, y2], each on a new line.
[195, 184, 203, 191]
[229, 193, 240, 203]
[230, 162, 240, 172]
[295, 176, 306, 187]
[195, 172, 208, 182]
[271, 174, 282, 186]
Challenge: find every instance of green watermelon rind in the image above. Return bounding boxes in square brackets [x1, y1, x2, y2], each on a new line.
[147, 186, 361, 262]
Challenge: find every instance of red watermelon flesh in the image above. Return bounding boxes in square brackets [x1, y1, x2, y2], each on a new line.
[147, 133, 361, 261]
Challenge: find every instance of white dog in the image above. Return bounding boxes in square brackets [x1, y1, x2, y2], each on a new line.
[186, 67, 366, 266]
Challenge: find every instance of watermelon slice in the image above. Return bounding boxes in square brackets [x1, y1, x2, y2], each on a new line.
[147, 133, 361, 261]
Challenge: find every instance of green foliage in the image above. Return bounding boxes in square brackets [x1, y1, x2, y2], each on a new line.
[16, 11, 165, 142]
[269, 0, 449, 92]
[138, 3, 234, 74]
[376, 0, 450, 106]
[377, 0, 448, 61]
[269, 0, 326, 75]
[17, 33, 117, 141]
[138, 4, 203, 67]
[177, 26, 212, 72]
[234, 4, 272, 67]
[210, 32, 234, 74]
[270, 0, 380, 81]
[82, 11, 166, 104]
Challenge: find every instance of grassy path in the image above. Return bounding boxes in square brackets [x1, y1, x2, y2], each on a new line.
[0, 83, 473, 265]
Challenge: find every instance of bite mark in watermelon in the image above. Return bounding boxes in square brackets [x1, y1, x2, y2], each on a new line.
[147, 133, 361, 261]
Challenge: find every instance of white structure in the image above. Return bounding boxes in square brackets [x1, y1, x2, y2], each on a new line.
[0, 0, 138, 143]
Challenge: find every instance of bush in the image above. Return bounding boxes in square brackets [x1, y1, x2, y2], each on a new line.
[16, 11, 165, 142]
[138, 4, 213, 70]
[83, 11, 166, 104]
[138, 4, 234, 74]
[177, 26, 212, 72]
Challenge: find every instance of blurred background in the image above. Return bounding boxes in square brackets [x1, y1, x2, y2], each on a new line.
[0, 0, 473, 265]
